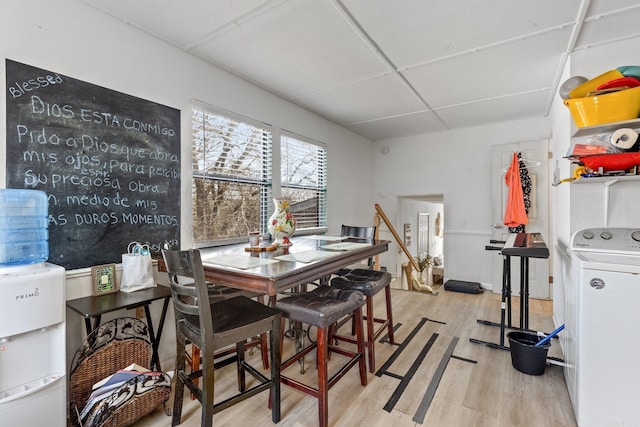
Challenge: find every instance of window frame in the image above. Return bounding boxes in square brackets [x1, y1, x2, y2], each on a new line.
[191, 102, 273, 247]
[279, 130, 328, 235]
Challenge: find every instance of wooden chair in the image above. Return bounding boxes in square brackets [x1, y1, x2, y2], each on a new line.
[68, 317, 171, 427]
[187, 284, 271, 400]
[158, 253, 270, 399]
[162, 249, 282, 427]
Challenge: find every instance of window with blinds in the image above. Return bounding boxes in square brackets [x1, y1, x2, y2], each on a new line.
[192, 106, 272, 245]
[280, 132, 327, 231]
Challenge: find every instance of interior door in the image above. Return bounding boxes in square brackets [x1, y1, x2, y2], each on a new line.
[491, 140, 550, 300]
[417, 212, 429, 256]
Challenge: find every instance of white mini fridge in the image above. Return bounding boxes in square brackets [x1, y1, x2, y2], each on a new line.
[0, 262, 66, 426]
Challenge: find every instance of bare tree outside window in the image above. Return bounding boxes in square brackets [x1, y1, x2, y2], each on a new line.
[192, 108, 327, 246]
[192, 108, 271, 245]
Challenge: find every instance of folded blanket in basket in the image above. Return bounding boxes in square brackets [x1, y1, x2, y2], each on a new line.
[82, 372, 171, 427]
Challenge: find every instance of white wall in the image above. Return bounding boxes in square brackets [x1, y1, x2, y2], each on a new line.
[550, 59, 573, 328]
[373, 117, 551, 288]
[0, 0, 376, 369]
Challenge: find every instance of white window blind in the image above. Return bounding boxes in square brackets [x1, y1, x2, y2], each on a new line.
[192, 106, 272, 245]
[280, 132, 327, 230]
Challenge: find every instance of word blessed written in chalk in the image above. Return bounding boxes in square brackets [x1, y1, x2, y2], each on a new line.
[5, 59, 181, 269]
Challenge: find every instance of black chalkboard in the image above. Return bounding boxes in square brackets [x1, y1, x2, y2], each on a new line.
[5, 59, 181, 270]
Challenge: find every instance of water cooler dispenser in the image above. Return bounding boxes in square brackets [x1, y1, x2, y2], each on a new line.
[0, 189, 66, 426]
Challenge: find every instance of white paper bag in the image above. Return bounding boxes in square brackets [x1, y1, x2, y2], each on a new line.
[120, 242, 156, 293]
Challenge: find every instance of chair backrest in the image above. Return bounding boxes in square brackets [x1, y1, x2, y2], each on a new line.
[341, 225, 376, 240]
[68, 317, 152, 418]
[341, 225, 376, 267]
[162, 249, 213, 352]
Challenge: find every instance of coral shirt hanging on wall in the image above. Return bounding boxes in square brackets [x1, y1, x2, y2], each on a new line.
[503, 152, 529, 228]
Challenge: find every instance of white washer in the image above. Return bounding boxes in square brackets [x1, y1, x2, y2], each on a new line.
[567, 228, 640, 427]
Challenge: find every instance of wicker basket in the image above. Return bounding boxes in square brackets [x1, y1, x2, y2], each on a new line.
[68, 317, 171, 427]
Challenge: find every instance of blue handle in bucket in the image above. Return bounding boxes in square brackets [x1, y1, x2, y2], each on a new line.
[535, 324, 565, 347]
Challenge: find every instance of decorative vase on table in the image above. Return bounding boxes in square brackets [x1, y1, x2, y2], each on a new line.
[268, 197, 296, 246]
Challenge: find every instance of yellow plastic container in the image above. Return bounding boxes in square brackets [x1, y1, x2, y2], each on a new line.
[569, 69, 624, 99]
[563, 86, 640, 128]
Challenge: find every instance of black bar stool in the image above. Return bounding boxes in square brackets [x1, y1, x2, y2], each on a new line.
[331, 268, 393, 373]
[276, 285, 367, 427]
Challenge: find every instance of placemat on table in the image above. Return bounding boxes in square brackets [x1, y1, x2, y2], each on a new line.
[319, 242, 371, 251]
[274, 250, 340, 263]
[202, 255, 278, 270]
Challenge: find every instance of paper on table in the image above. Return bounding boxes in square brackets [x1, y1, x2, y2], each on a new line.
[301, 235, 344, 241]
[203, 254, 278, 270]
[274, 250, 340, 263]
[320, 242, 371, 251]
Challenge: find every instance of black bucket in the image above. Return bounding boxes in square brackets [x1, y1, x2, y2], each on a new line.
[507, 331, 550, 375]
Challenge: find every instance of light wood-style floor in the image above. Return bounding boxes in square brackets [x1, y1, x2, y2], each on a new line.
[135, 286, 577, 427]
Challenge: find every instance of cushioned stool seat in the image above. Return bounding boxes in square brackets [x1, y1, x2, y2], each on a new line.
[331, 268, 391, 296]
[331, 267, 394, 373]
[277, 285, 367, 427]
[277, 285, 363, 327]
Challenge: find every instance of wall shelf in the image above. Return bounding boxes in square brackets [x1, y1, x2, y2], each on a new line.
[572, 174, 640, 184]
[572, 118, 640, 138]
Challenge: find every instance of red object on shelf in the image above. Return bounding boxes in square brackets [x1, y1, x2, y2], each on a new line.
[579, 152, 640, 171]
[596, 76, 640, 91]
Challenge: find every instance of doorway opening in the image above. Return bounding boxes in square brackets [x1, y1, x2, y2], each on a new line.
[394, 194, 445, 291]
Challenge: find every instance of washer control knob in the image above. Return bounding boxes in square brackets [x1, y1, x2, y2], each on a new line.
[590, 278, 605, 290]
[600, 231, 613, 240]
[582, 230, 595, 240]
[632, 231, 640, 242]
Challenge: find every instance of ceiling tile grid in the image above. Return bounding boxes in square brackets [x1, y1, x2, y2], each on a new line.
[80, 0, 640, 140]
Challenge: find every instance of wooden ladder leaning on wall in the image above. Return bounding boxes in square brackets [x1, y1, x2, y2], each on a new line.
[373, 204, 434, 294]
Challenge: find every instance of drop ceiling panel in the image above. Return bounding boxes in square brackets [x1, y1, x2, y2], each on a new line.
[295, 73, 426, 124]
[576, 7, 640, 50]
[435, 91, 550, 129]
[81, 0, 273, 46]
[347, 111, 448, 141]
[76, 0, 640, 141]
[191, 0, 389, 98]
[587, 0, 640, 15]
[404, 28, 571, 108]
[342, 0, 579, 68]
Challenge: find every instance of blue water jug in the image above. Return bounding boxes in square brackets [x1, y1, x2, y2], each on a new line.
[0, 189, 49, 265]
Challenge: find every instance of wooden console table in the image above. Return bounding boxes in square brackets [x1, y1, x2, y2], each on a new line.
[66, 286, 171, 371]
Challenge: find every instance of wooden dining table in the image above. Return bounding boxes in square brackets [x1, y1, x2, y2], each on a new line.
[199, 235, 390, 297]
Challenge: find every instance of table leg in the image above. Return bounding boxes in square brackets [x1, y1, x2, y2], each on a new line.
[523, 258, 530, 330]
[84, 317, 93, 336]
[91, 315, 102, 334]
[506, 256, 512, 328]
[146, 297, 170, 371]
[499, 255, 510, 347]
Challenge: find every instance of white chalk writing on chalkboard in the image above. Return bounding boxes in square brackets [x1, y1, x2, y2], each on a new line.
[5, 59, 181, 270]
